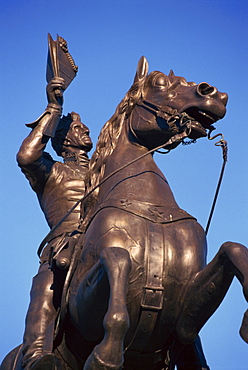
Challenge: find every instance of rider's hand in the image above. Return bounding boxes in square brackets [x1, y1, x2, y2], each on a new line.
[46, 77, 65, 108]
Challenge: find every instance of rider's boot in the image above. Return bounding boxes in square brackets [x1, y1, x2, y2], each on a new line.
[21, 263, 59, 370]
[28, 354, 58, 370]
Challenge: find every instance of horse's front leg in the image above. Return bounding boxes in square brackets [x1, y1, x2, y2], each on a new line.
[176, 241, 248, 344]
[83, 247, 132, 370]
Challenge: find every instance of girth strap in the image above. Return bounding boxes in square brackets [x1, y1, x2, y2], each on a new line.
[126, 222, 164, 352]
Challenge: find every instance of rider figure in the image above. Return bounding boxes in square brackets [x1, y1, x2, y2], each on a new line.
[17, 77, 92, 370]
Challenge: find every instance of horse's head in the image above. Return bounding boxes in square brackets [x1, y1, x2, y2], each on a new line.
[130, 57, 228, 150]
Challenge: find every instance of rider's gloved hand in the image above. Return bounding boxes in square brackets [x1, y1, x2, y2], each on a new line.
[46, 77, 65, 109]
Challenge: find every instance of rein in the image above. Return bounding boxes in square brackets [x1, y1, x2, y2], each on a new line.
[37, 106, 227, 256]
[205, 133, 228, 235]
[37, 121, 191, 256]
[136, 98, 229, 235]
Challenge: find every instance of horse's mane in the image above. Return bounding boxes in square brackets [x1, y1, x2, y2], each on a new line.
[81, 77, 146, 229]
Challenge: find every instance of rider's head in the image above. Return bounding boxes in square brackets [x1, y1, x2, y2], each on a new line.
[52, 112, 93, 157]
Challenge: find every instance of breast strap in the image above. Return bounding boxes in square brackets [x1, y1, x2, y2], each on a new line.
[93, 198, 196, 224]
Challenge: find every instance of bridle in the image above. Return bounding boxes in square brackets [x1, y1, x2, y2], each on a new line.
[135, 98, 193, 136]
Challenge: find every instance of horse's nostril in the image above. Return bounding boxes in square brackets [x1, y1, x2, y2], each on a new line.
[197, 82, 216, 96]
[220, 92, 228, 106]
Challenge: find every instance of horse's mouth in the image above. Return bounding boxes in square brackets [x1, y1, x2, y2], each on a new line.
[184, 107, 219, 139]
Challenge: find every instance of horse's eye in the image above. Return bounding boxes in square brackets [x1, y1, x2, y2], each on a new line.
[154, 76, 167, 87]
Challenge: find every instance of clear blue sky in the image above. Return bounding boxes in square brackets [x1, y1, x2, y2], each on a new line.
[1, 1, 247, 369]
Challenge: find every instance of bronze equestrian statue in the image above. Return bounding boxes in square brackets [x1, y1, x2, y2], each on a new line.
[1, 55, 247, 370]
[66, 56, 247, 369]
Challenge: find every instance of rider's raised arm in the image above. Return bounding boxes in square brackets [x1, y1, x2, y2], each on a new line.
[16, 77, 65, 192]
[17, 77, 65, 165]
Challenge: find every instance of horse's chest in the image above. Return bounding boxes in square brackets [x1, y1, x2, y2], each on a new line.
[82, 209, 206, 348]
[85, 207, 205, 289]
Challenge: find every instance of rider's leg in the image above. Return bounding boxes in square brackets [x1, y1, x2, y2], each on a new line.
[22, 262, 58, 369]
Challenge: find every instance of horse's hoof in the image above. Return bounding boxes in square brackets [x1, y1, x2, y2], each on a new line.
[240, 309, 248, 343]
[29, 353, 62, 370]
[83, 349, 122, 370]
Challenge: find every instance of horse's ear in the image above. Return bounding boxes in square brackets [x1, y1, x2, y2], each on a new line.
[134, 56, 149, 83]
[169, 69, 175, 76]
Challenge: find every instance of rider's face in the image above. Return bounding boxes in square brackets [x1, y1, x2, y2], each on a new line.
[65, 120, 93, 152]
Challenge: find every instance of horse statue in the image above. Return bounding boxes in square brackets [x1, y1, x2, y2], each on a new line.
[2, 56, 247, 370]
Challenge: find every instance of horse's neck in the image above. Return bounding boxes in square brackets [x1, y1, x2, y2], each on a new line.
[99, 126, 179, 208]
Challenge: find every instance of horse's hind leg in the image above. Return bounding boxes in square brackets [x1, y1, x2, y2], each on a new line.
[176, 241, 248, 344]
[84, 247, 131, 370]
